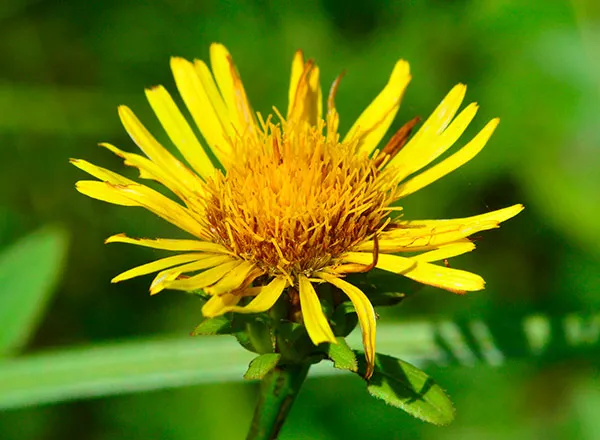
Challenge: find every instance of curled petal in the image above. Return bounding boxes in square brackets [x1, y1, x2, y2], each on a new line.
[318, 272, 376, 380]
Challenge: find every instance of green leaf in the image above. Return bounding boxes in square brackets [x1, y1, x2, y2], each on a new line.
[243, 353, 282, 380]
[0, 227, 68, 357]
[364, 353, 455, 426]
[326, 337, 358, 372]
[0, 336, 254, 410]
[191, 316, 232, 336]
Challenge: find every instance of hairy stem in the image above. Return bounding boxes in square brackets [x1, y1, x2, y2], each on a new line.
[246, 363, 310, 440]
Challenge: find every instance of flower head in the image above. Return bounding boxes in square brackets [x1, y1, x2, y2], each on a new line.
[73, 44, 522, 378]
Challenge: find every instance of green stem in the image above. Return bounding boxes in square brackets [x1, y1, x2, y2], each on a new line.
[246, 363, 310, 440]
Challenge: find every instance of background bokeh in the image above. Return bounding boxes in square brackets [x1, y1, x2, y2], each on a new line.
[1, 0, 600, 438]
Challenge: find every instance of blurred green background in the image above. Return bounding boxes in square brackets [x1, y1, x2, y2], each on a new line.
[1, 0, 600, 438]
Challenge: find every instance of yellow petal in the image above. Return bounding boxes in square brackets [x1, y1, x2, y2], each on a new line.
[144, 86, 215, 179]
[70, 159, 135, 185]
[86, 183, 205, 238]
[347, 252, 483, 293]
[287, 60, 322, 126]
[203, 261, 258, 295]
[209, 43, 256, 135]
[392, 99, 478, 176]
[411, 241, 476, 263]
[397, 118, 500, 197]
[161, 260, 241, 292]
[170, 56, 233, 161]
[343, 60, 411, 155]
[75, 181, 137, 206]
[393, 84, 466, 167]
[342, 252, 416, 274]
[112, 253, 213, 283]
[357, 221, 498, 253]
[298, 275, 336, 345]
[402, 204, 525, 229]
[118, 106, 203, 191]
[106, 233, 231, 253]
[287, 50, 305, 117]
[357, 204, 524, 253]
[208, 277, 288, 315]
[98, 143, 205, 204]
[193, 59, 232, 132]
[202, 293, 242, 318]
[318, 272, 376, 379]
[402, 262, 485, 293]
[149, 255, 234, 295]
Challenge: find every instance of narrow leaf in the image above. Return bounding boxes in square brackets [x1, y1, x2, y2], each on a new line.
[0, 228, 68, 357]
[364, 353, 455, 425]
[0, 336, 254, 410]
[191, 316, 232, 336]
[244, 353, 281, 380]
[326, 337, 358, 372]
[0, 313, 598, 410]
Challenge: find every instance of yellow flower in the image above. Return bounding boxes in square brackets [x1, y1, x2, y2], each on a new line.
[72, 43, 523, 379]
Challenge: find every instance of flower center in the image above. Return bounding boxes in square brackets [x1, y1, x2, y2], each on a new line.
[202, 118, 395, 278]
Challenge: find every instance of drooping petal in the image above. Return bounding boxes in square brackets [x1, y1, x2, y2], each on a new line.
[204, 277, 288, 316]
[397, 118, 500, 197]
[343, 60, 411, 155]
[111, 253, 214, 283]
[318, 272, 376, 379]
[105, 233, 231, 253]
[144, 85, 215, 179]
[209, 43, 256, 135]
[203, 261, 259, 295]
[170, 56, 233, 161]
[298, 275, 336, 345]
[202, 293, 242, 318]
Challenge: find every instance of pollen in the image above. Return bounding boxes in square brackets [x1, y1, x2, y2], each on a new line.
[201, 117, 396, 279]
